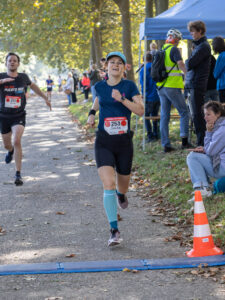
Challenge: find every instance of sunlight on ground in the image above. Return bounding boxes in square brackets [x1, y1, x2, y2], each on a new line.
[0, 248, 68, 264]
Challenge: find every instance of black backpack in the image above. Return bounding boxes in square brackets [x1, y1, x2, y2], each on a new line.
[151, 45, 176, 84]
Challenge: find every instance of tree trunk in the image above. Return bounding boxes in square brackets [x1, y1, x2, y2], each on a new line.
[92, 26, 102, 67]
[91, 0, 103, 68]
[154, 0, 169, 49]
[145, 0, 154, 48]
[90, 35, 97, 64]
[145, 0, 153, 18]
[113, 0, 134, 81]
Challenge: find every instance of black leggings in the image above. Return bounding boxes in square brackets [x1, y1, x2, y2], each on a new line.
[95, 130, 133, 175]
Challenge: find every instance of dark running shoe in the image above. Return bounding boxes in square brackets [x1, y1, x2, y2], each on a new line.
[164, 146, 175, 153]
[117, 192, 128, 209]
[181, 142, 194, 149]
[108, 229, 122, 247]
[5, 148, 14, 164]
[14, 173, 23, 186]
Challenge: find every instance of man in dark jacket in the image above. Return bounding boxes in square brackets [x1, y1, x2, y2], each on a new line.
[88, 64, 100, 102]
[186, 20, 211, 146]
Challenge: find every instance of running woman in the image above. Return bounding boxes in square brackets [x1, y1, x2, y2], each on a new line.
[87, 52, 144, 246]
[0, 52, 51, 185]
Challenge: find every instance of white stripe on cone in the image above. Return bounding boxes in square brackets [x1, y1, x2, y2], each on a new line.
[194, 224, 211, 237]
[194, 201, 206, 214]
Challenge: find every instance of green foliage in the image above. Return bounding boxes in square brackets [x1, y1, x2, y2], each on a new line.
[0, 0, 181, 71]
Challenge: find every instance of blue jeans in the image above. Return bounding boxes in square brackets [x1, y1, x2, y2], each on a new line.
[67, 94, 71, 105]
[186, 151, 225, 188]
[158, 87, 189, 147]
[145, 101, 160, 139]
[91, 85, 97, 103]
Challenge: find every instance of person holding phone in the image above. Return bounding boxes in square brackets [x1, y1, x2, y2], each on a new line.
[187, 101, 225, 202]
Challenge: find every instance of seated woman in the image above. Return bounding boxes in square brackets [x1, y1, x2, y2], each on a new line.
[187, 101, 225, 202]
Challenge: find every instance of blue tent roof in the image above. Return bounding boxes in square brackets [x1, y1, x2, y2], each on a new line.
[139, 0, 225, 40]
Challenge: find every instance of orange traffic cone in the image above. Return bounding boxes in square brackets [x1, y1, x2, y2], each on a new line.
[186, 190, 223, 257]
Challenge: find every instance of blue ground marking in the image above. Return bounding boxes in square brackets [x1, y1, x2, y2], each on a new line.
[0, 255, 224, 276]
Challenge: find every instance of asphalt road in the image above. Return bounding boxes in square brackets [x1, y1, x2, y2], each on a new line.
[0, 93, 224, 300]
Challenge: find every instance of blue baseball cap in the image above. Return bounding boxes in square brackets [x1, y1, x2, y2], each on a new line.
[106, 51, 127, 64]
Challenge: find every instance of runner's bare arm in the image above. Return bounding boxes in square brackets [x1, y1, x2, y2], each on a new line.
[112, 89, 144, 116]
[30, 82, 52, 110]
[0, 78, 15, 84]
[87, 97, 99, 127]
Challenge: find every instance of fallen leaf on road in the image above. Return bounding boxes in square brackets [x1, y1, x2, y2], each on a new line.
[0, 227, 6, 235]
[122, 268, 131, 272]
[117, 214, 123, 221]
[52, 157, 60, 160]
[56, 212, 65, 215]
[65, 254, 76, 258]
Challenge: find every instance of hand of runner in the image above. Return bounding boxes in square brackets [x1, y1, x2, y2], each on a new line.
[87, 115, 95, 127]
[112, 89, 122, 102]
[0, 78, 15, 84]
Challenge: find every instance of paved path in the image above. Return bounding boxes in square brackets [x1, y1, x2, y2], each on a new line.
[0, 93, 224, 299]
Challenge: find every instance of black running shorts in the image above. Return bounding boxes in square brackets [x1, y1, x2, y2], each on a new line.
[95, 130, 134, 175]
[0, 114, 26, 134]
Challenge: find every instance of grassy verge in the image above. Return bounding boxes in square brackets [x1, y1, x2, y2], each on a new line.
[69, 97, 225, 248]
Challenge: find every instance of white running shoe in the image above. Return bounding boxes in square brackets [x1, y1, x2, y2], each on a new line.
[108, 229, 123, 247]
[188, 187, 212, 203]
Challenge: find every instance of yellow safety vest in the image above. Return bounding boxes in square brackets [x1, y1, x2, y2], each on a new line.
[157, 44, 184, 89]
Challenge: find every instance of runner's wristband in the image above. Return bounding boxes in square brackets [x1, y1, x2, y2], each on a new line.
[88, 109, 96, 116]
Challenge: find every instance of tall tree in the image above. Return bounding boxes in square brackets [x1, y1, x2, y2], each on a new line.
[113, 0, 134, 81]
[91, 0, 103, 67]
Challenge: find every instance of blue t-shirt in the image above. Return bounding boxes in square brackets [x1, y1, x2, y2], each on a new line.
[95, 79, 140, 131]
[140, 62, 160, 102]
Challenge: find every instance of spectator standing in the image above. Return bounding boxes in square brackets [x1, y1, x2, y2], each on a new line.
[212, 36, 225, 103]
[63, 73, 73, 105]
[140, 52, 160, 142]
[81, 73, 90, 103]
[58, 75, 62, 92]
[186, 20, 211, 146]
[187, 101, 225, 202]
[149, 42, 157, 55]
[71, 69, 78, 103]
[205, 55, 219, 102]
[88, 64, 100, 102]
[46, 75, 54, 102]
[157, 28, 190, 152]
[99, 57, 107, 80]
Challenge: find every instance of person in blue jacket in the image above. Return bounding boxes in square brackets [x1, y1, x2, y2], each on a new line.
[187, 101, 225, 202]
[140, 52, 160, 142]
[212, 36, 225, 103]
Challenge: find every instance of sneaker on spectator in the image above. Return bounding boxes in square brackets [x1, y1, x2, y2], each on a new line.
[188, 187, 212, 203]
[181, 142, 194, 150]
[164, 146, 175, 153]
[108, 229, 122, 247]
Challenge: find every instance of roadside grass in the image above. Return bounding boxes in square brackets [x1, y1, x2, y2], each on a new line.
[69, 97, 225, 247]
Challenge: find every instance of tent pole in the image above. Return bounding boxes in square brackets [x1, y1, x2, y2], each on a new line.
[136, 40, 142, 136]
[142, 36, 147, 151]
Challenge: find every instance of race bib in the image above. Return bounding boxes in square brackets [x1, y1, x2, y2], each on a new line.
[104, 117, 128, 135]
[5, 96, 21, 108]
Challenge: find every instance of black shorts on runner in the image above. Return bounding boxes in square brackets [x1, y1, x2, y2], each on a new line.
[0, 114, 26, 134]
[95, 130, 134, 175]
[47, 87, 52, 92]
